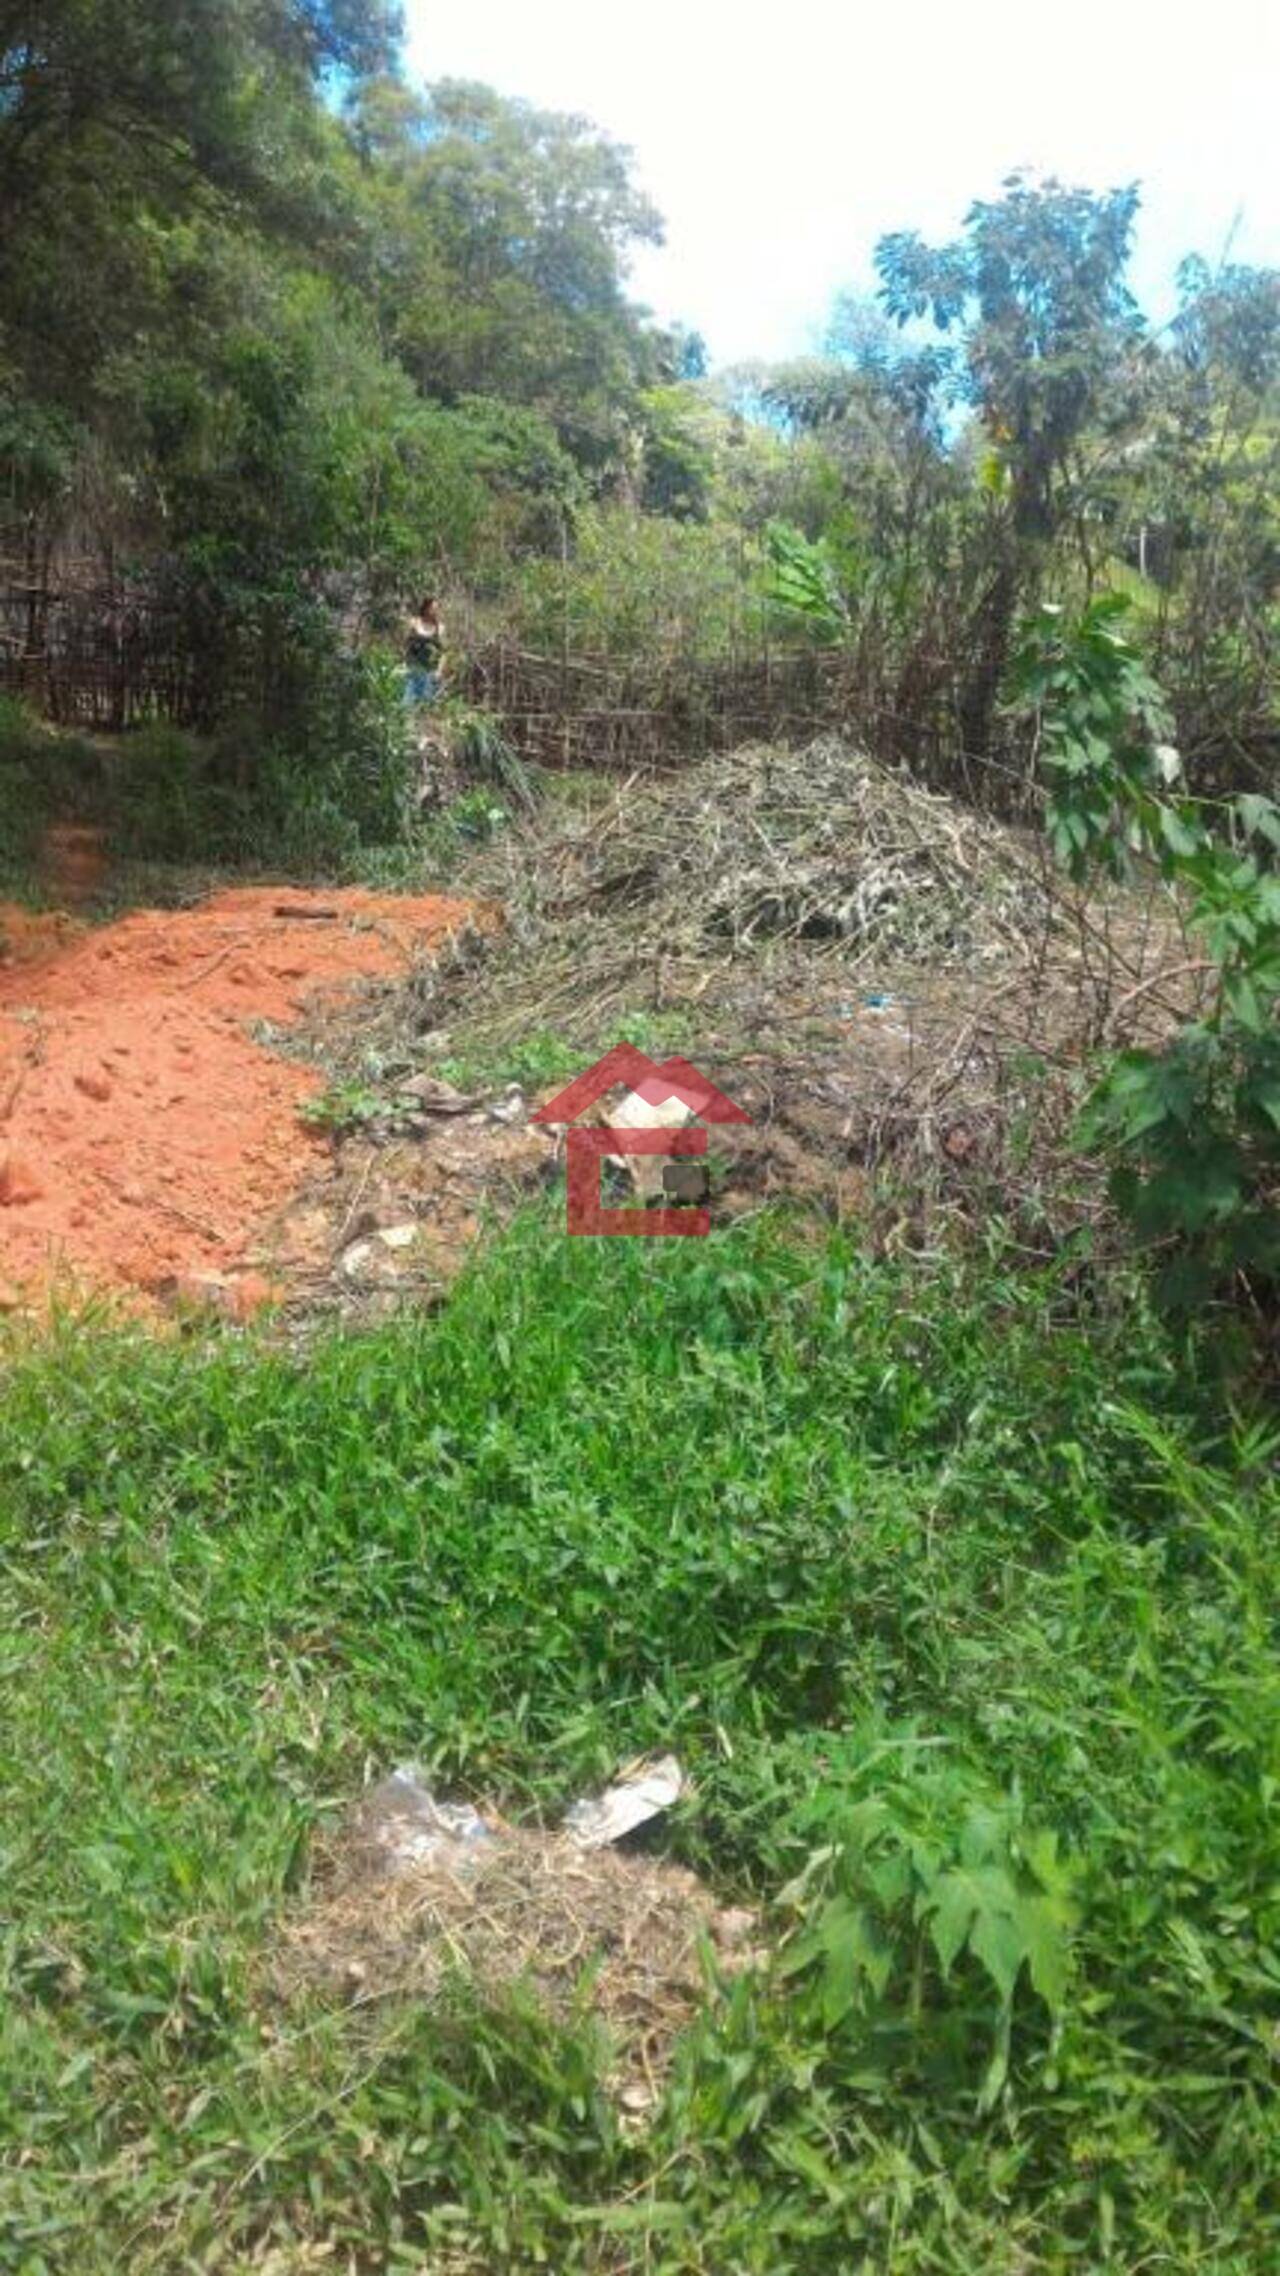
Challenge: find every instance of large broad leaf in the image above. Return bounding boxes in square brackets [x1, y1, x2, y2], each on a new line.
[922, 1857, 1072, 2015]
[1081, 1052, 1187, 1144]
[1157, 804, 1204, 860]
[763, 522, 847, 641]
[779, 1893, 892, 2021]
[969, 1905, 1028, 2008]
[1020, 1891, 1072, 2009]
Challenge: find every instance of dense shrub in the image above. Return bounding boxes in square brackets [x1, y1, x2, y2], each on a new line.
[501, 505, 761, 665]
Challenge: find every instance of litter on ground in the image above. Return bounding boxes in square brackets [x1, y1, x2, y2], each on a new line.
[279, 1758, 760, 2115]
[563, 1753, 685, 1848]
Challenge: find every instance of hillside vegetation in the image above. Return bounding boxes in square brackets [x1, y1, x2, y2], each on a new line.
[3, 6, 1277, 861]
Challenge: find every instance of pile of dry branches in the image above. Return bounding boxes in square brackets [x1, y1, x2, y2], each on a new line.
[410, 738, 1057, 1053]
[308, 737, 1200, 1253]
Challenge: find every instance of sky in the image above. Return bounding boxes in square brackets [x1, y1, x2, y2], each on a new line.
[403, 0, 1278, 369]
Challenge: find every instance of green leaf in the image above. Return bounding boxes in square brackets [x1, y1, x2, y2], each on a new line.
[1021, 1892, 1071, 2010]
[968, 1902, 1026, 2007]
[1157, 805, 1203, 860]
[1224, 972, 1266, 1034]
[1246, 1076, 1280, 1133]
[1237, 794, 1280, 852]
[926, 1870, 979, 1978]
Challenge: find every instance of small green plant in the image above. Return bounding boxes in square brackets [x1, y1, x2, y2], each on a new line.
[331, 645, 420, 846]
[434, 1014, 697, 1101]
[1014, 593, 1177, 881]
[299, 1080, 418, 1134]
[1015, 594, 1280, 1303]
[437, 1026, 585, 1095]
[450, 786, 510, 841]
[776, 1739, 1075, 2111]
[446, 702, 537, 814]
[414, 788, 513, 876]
[609, 1009, 698, 1059]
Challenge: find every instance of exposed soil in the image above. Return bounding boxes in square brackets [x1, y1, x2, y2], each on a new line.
[270, 1112, 557, 1328]
[0, 888, 476, 1314]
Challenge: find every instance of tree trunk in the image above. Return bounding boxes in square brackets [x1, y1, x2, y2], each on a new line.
[958, 541, 1019, 764]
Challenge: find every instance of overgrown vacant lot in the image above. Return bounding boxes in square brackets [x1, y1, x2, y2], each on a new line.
[2, 1210, 1277, 2272]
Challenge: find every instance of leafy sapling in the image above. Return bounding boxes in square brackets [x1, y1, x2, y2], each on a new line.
[1015, 594, 1280, 1303]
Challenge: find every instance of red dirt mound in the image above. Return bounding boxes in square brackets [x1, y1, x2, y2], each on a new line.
[0, 887, 474, 1313]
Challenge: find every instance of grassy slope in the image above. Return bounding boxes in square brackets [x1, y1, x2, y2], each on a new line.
[1, 1210, 1278, 2271]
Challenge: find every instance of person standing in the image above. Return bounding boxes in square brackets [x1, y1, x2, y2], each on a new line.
[404, 594, 444, 709]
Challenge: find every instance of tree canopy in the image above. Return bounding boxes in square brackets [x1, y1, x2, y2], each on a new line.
[1, 19, 1276, 824]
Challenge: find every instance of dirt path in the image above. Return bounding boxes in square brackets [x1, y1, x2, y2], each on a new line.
[0, 888, 474, 1314]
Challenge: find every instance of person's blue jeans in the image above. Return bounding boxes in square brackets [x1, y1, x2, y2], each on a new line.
[404, 666, 440, 707]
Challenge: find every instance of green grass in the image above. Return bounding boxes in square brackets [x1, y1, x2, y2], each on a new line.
[1, 1210, 1278, 2270]
[436, 1013, 700, 1099]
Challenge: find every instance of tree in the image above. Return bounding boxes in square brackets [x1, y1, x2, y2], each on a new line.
[876, 174, 1142, 541]
[344, 77, 663, 474]
[637, 387, 715, 520]
[0, 2, 400, 220]
[1142, 259, 1280, 774]
[875, 174, 1144, 750]
[0, 0, 395, 426]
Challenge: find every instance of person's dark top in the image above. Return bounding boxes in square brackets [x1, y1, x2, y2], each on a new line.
[406, 617, 442, 670]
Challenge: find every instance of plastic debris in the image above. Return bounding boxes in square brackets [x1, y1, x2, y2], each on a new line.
[486, 1083, 527, 1125]
[284, 1755, 752, 2120]
[355, 1766, 495, 1872]
[563, 1755, 684, 1850]
[352, 1754, 685, 1875]
[832, 992, 912, 1040]
[376, 1223, 418, 1251]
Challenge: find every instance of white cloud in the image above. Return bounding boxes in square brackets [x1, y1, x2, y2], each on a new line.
[404, 0, 1279, 366]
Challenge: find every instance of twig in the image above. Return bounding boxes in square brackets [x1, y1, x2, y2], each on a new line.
[177, 937, 247, 990]
[1103, 959, 1217, 1041]
[332, 1148, 377, 1255]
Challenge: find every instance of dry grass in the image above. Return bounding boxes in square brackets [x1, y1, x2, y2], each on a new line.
[421, 738, 1193, 1046]
[279, 1813, 761, 2114]
[435, 737, 1052, 1044]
